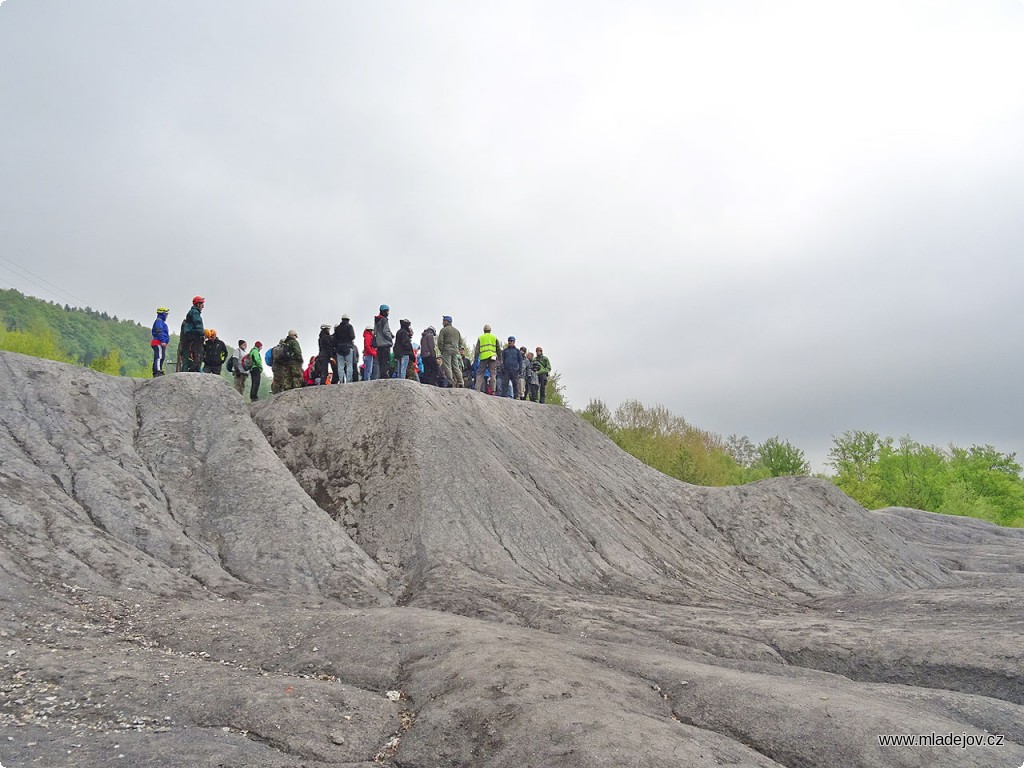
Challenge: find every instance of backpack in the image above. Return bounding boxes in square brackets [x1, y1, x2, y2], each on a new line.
[265, 348, 274, 367]
[241, 354, 253, 372]
[226, 357, 236, 373]
[272, 342, 289, 365]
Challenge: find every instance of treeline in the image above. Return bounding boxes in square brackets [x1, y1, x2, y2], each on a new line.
[579, 399, 1024, 528]
[828, 431, 1023, 527]
[579, 399, 809, 485]
[0, 288, 166, 377]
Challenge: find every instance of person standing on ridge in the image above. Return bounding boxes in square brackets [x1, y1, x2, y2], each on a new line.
[230, 339, 250, 394]
[203, 329, 227, 375]
[372, 305, 394, 380]
[419, 325, 438, 386]
[271, 330, 303, 393]
[249, 341, 264, 401]
[534, 346, 551, 403]
[315, 324, 334, 385]
[362, 324, 376, 381]
[409, 342, 422, 382]
[474, 324, 500, 394]
[517, 346, 529, 400]
[436, 315, 465, 388]
[524, 351, 540, 402]
[151, 307, 170, 377]
[303, 355, 318, 386]
[394, 318, 414, 379]
[181, 296, 205, 372]
[501, 337, 522, 399]
[334, 314, 357, 383]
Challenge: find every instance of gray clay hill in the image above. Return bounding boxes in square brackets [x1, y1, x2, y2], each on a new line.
[0, 350, 1021, 768]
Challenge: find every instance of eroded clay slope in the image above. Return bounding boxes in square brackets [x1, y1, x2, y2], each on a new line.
[0, 351, 389, 604]
[253, 379, 948, 609]
[1, 353, 1021, 768]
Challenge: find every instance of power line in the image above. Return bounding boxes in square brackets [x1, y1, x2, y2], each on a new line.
[0, 254, 94, 308]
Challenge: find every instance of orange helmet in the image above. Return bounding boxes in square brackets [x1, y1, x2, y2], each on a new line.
[204, 329, 216, 339]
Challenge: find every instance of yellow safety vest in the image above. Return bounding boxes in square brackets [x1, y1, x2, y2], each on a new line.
[478, 333, 498, 360]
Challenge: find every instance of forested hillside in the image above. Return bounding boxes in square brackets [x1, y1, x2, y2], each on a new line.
[0, 288, 173, 377]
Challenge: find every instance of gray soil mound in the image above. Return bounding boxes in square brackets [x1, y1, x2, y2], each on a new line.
[1, 351, 1021, 767]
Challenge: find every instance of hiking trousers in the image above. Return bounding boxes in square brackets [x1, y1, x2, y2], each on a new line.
[476, 358, 497, 393]
[182, 332, 204, 372]
[440, 350, 464, 387]
[152, 343, 166, 376]
[504, 371, 520, 398]
[250, 369, 262, 401]
[373, 346, 392, 380]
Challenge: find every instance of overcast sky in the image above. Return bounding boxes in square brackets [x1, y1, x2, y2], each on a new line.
[2, 0, 1023, 472]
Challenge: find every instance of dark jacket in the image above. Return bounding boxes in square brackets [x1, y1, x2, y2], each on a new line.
[334, 320, 356, 354]
[204, 338, 227, 367]
[182, 305, 204, 336]
[420, 327, 437, 358]
[501, 345, 523, 375]
[318, 328, 334, 359]
[394, 319, 414, 356]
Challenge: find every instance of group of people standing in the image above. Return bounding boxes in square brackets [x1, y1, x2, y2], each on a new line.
[153, 298, 552, 403]
[356, 306, 552, 401]
[156, 296, 266, 401]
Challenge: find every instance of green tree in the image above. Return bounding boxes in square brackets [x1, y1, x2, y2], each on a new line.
[828, 430, 885, 507]
[580, 398, 614, 434]
[0, 326, 75, 364]
[944, 445, 1024, 526]
[874, 436, 946, 512]
[575, 399, 751, 487]
[826, 432, 1023, 527]
[755, 436, 811, 477]
[88, 348, 124, 376]
[725, 434, 758, 469]
[544, 371, 567, 406]
[672, 427, 749, 486]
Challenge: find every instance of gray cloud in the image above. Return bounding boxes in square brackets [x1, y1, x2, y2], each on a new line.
[2, 0, 1023, 471]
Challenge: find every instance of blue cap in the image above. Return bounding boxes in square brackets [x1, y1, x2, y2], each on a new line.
[443, 315, 452, 322]
[379, 304, 389, 312]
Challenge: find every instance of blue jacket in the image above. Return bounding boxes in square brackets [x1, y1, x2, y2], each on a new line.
[151, 313, 169, 345]
[501, 345, 523, 374]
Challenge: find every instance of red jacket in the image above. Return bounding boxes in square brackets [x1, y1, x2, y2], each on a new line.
[363, 329, 377, 357]
[302, 357, 317, 386]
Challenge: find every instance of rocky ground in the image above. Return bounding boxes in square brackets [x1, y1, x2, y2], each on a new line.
[0, 351, 1021, 767]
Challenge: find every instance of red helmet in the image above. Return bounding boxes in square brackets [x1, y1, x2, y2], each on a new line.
[192, 295, 205, 305]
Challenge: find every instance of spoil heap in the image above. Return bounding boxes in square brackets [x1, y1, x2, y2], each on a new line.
[1, 352, 1021, 767]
